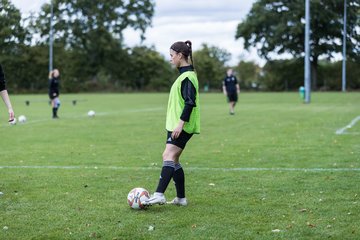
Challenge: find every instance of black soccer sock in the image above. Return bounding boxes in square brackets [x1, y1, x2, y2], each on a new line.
[52, 108, 56, 117]
[54, 107, 58, 117]
[173, 163, 185, 198]
[155, 160, 175, 193]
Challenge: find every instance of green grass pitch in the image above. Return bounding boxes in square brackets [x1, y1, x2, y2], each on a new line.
[0, 92, 359, 239]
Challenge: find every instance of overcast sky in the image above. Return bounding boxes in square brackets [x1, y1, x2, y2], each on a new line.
[12, 0, 263, 66]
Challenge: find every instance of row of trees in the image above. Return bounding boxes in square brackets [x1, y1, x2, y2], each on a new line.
[0, 0, 359, 93]
[236, 0, 360, 89]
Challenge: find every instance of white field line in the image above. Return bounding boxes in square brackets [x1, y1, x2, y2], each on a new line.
[0, 165, 360, 172]
[336, 115, 360, 135]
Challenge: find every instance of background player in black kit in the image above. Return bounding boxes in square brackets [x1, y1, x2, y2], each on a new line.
[49, 69, 61, 119]
[222, 68, 240, 115]
[0, 64, 15, 123]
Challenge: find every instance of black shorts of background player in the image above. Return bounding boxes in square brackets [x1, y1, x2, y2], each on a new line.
[222, 68, 240, 115]
[48, 69, 61, 119]
[0, 64, 15, 122]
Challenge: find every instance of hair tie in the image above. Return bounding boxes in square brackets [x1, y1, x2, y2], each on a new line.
[185, 40, 192, 49]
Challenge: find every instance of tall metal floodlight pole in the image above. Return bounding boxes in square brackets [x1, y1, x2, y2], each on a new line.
[49, 0, 54, 72]
[304, 0, 311, 103]
[342, 0, 347, 92]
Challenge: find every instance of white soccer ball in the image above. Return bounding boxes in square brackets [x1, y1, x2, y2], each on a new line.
[127, 187, 150, 209]
[8, 118, 17, 125]
[87, 110, 95, 117]
[18, 115, 27, 123]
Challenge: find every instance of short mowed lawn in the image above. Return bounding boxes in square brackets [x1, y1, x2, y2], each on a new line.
[1, 92, 359, 239]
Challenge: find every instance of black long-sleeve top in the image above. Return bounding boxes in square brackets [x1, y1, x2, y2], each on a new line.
[0, 64, 6, 91]
[178, 65, 197, 122]
[49, 76, 60, 94]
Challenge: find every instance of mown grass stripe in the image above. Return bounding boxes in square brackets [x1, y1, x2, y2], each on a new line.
[1, 165, 360, 172]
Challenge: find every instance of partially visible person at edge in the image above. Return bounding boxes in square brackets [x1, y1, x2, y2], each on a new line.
[0, 64, 15, 123]
[48, 69, 60, 119]
[143, 40, 200, 207]
[222, 68, 240, 115]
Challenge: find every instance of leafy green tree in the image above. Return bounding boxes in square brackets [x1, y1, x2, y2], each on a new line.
[193, 44, 231, 90]
[0, 0, 33, 91]
[34, 0, 155, 82]
[260, 59, 304, 91]
[0, 0, 27, 52]
[319, 60, 360, 90]
[127, 46, 175, 91]
[236, 0, 360, 90]
[234, 61, 261, 90]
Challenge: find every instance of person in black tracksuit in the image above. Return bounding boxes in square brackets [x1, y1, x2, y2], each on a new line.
[0, 64, 15, 122]
[222, 68, 240, 115]
[49, 69, 60, 118]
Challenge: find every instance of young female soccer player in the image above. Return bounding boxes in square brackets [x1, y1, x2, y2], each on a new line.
[49, 69, 61, 118]
[143, 40, 200, 206]
[0, 64, 15, 122]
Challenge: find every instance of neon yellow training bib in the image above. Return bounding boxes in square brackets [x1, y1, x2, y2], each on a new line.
[166, 71, 200, 134]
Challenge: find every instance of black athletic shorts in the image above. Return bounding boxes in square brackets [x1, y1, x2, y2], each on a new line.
[227, 91, 238, 102]
[166, 130, 193, 149]
[49, 91, 59, 100]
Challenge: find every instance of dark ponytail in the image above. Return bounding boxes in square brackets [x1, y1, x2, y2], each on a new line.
[184, 40, 194, 68]
[170, 40, 195, 68]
